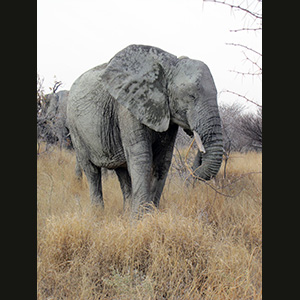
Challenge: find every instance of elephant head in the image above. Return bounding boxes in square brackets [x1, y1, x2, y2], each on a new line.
[168, 57, 223, 180]
[102, 45, 223, 180]
[38, 90, 72, 149]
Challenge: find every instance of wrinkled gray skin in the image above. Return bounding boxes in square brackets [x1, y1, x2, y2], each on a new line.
[67, 45, 223, 216]
[39, 90, 72, 149]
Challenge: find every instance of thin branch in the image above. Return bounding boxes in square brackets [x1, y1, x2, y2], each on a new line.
[184, 139, 238, 198]
[220, 171, 262, 189]
[183, 138, 262, 198]
[52, 81, 62, 93]
[226, 43, 262, 57]
[203, 0, 262, 19]
[230, 27, 262, 32]
[243, 52, 262, 69]
[228, 69, 261, 78]
[222, 89, 262, 108]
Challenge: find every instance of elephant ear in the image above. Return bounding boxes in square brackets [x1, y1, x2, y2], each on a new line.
[101, 45, 170, 132]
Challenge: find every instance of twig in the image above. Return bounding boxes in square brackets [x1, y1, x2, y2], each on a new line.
[226, 43, 262, 57]
[51, 81, 63, 93]
[183, 138, 262, 198]
[228, 68, 261, 78]
[220, 171, 262, 189]
[203, 0, 262, 19]
[222, 90, 262, 108]
[184, 139, 236, 198]
[230, 27, 262, 32]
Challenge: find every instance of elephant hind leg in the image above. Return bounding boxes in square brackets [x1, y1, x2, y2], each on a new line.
[115, 167, 132, 210]
[151, 177, 168, 208]
[151, 125, 178, 207]
[75, 157, 83, 180]
[82, 160, 104, 207]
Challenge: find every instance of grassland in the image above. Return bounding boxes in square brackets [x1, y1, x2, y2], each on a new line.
[37, 146, 262, 299]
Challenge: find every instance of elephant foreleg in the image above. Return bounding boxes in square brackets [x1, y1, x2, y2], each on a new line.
[125, 142, 154, 216]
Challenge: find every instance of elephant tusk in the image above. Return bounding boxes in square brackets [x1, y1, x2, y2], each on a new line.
[193, 131, 206, 153]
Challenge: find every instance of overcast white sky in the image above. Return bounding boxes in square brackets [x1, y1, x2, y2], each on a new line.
[37, 0, 262, 110]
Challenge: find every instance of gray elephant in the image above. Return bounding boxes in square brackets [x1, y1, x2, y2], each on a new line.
[67, 44, 223, 216]
[37, 90, 72, 149]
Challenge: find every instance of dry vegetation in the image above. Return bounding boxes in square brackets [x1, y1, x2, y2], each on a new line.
[37, 146, 262, 299]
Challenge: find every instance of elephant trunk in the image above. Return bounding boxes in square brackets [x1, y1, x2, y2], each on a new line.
[190, 99, 223, 180]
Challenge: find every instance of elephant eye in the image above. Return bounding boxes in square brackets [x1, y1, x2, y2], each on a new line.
[189, 94, 196, 100]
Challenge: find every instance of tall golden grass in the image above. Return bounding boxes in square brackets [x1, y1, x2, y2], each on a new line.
[37, 146, 262, 299]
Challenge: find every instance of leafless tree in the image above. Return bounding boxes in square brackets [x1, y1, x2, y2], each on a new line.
[219, 103, 244, 177]
[219, 103, 262, 152]
[219, 103, 262, 177]
[204, 0, 262, 108]
[37, 73, 45, 116]
[219, 103, 246, 152]
[238, 107, 262, 150]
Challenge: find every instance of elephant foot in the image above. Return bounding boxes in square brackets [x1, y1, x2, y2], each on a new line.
[132, 201, 156, 219]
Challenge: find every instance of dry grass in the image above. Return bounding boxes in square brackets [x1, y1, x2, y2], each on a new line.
[37, 146, 262, 299]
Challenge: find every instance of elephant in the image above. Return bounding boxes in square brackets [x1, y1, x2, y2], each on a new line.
[37, 90, 72, 150]
[67, 44, 223, 216]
